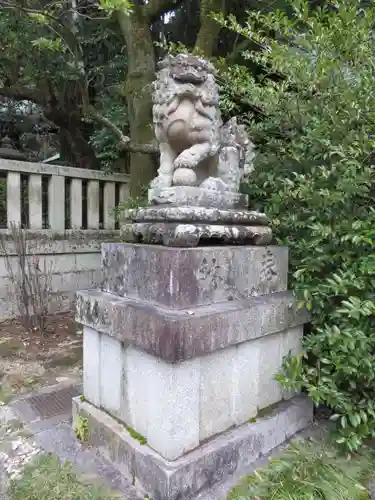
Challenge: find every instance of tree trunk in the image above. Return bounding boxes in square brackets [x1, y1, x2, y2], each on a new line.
[58, 125, 99, 169]
[46, 109, 99, 170]
[44, 78, 100, 170]
[117, 7, 157, 197]
[195, 0, 226, 57]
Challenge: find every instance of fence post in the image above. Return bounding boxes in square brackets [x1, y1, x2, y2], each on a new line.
[28, 174, 43, 229]
[70, 178, 83, 229]
[87, 180, 100, 229]
[103, 182, 115, 229]
[48, 175, 65, 230]
[7, 172, 21, 227]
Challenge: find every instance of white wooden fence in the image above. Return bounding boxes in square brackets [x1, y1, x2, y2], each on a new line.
[0, 159, 130, 230]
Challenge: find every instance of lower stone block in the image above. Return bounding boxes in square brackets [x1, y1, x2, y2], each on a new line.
[82, 325, 303, 461]
[72, 395, 313, 500]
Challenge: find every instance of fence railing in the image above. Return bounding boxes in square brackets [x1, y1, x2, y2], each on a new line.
[0, 159, 130, 230]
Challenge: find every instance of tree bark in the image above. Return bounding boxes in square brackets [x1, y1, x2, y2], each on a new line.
[195, 0, 225, 57]
[46, 109, 100, 169]
[117, 6, 157, 197]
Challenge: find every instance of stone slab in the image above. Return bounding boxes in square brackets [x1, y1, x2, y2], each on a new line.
[125, 206, 270, 225]
[83, 327, 101, 407]
[99, 335, 123, 415]
[148, 186, 249, 209]
[33, 422, 145, 500]
[0, 157, 129, 183]
[199, 346, 236, 441]
[101, 243, 289, 309]
[121, 222, 272, 247]
[81, 326, 304, 459]
[195, 423, 330, 500]
[126, 346, 201, 460]
[72, 395, 313, 500]
[7, 380, 143, 499]
[76, 289, 308, 363]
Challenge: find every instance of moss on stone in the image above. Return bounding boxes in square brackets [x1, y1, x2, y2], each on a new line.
[256, 402, 281, 419]
[0, 387, 13, 405]
[125, 424, 147, 445]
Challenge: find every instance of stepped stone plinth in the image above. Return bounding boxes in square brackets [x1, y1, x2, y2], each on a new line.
[73, 52, 312, 500]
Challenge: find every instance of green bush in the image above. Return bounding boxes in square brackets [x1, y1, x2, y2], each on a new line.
[215, 1, 375, 451]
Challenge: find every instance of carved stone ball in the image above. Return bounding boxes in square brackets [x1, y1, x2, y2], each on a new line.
[173, 168, 197, 186]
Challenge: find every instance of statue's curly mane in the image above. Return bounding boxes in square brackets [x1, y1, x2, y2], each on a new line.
[152, 54, 221, 135]
[151, 54, 254, 191]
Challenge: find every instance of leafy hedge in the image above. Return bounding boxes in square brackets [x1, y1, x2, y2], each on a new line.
[216, 0, 375, 451]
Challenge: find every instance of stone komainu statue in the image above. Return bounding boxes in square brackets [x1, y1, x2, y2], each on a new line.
[151, 54, 255, 193]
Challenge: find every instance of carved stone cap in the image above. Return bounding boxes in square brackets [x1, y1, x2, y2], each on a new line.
[148, 186, 249, 210]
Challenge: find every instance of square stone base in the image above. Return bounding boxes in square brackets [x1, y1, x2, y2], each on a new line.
[82, 325, 304, 461]
[72, 395, 313, 500]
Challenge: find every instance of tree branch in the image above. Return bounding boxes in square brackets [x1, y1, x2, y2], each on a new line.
[89, 110, 158, 154]
[0, 0, 83, 59]
[145, 0, 185, 22]
[0, 84, 43, 103]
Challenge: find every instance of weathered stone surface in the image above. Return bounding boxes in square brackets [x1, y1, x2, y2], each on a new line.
[76, 289, 308, 363]
[83, 327, 101, 407]
[0, 157, 129, 183]
[151, 54, 254, 192]
[81, 326, 305, 459]
[148, 186, 249, 209]
[11, 385, 145, 500]
[126, 347, 201, 460]
[101, 243, 288, 309]
[152, 54, 221, 190]
[0, 230, 120, 321]
[72, 395, 313, 500]
[99, 334, 123, 415]
[257, 333, 285, 409]
[199, 346, 237, 441]
[122, 222, 272, 247]
[125, 206, 269, 225]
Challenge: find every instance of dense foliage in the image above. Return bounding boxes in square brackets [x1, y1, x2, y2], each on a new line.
[216, 0, 375, 451]
[0, 2, 127, 168]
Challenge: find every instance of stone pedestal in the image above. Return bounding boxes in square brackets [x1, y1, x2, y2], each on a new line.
[74, 52, 312, 497]
[74, 240, 312, 498]
[121, 187, 273, 247]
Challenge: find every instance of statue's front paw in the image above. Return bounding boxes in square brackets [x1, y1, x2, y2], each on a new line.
[174, 152, 198, 170]
[200, 177, 229, 192]
[150, 176, 173, 189]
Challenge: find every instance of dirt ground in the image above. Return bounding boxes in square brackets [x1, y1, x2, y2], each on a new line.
[0, 313, 82, 404]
